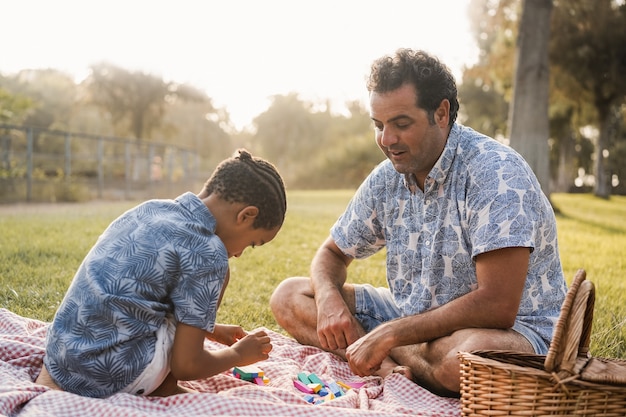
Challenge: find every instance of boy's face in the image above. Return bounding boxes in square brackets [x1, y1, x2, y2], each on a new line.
[222, 225, 280, 258]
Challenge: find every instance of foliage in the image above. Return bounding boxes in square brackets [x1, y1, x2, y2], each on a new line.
[87, 63, 212, 140]
[0, 85, 33, 124]
[0, 192, 624, 359]
[252, 93, 331, 176]
[252, 94, 376, 188]
[463, 0, 626, 196]
[550, 0, 626, 198]
[3, 1, 626, 195]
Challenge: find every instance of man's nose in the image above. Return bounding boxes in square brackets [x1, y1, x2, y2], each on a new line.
[379, 128, 398, 147]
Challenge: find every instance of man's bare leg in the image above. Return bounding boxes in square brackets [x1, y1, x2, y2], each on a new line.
[271, 277, 352, 349]
[271, 278, 535, 397]
[381, 328, 534, 397]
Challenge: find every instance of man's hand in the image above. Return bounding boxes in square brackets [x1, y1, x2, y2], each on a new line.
[316, 291, 362, 351]
[345, 323, 394, 376]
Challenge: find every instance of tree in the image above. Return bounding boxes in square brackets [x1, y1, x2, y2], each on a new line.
[507, 0, 553, 196]
[461, 0, 519, 139]
[2, 69, 77, 133]
[253, 93, 330, 179]
[0, 86, 33, 124]
[550, 0, 626, 198]
[86, 63, 172, 140]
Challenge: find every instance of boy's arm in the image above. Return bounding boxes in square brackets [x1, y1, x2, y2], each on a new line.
[170, 322, 271, 381]
[206, 323, 247, 346]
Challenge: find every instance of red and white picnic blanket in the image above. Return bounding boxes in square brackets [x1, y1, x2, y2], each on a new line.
[0, 308, 461, 416]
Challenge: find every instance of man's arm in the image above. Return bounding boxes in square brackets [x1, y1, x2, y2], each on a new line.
[309, 236, 363, 351]
[346, 246, 530, 375]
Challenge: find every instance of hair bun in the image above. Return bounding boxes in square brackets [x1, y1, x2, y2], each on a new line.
[236, 148, 252, 161]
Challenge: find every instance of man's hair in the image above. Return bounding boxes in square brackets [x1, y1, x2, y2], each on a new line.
[366, 48, 459, 126]
[203, 149, 287, 229]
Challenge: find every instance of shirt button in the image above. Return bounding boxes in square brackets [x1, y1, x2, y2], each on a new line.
[425, 241, 431, 246]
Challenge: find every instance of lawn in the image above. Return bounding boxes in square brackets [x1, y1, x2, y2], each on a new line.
[0, 191, 624, 359]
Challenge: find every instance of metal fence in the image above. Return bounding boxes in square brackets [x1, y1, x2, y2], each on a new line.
[0, 124, 201, 203]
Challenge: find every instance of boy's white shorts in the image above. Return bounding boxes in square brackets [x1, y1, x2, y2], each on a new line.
[120, 318, 176, 396]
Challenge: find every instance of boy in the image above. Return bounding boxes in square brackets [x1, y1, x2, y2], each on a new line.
[37, 149, 286, 397]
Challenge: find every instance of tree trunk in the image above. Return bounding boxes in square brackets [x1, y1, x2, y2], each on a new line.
[554, 126, 577, 193]
[507, 0, 553, 197]
[594, 107, 613, 199]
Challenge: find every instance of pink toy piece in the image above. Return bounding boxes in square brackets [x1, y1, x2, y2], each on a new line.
[293, 380, 314, 394]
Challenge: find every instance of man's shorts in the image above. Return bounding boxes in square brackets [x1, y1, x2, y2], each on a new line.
[120, 318, 176, 396]
[353, 283, 549, 355]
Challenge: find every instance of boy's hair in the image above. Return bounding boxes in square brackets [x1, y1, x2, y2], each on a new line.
[204, 149, 287, 229]
[366, 48, 459, 126]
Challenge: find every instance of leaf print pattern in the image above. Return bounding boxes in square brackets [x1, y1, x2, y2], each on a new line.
[331, 123, 567, 349]
[44, 192, 228, 397]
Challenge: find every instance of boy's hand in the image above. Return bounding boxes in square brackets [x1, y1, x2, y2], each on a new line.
[206, 324, 247, 346]
[232, 330, 273, 365]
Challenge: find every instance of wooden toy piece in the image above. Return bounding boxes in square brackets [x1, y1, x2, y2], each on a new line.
[306, 383, 322, 393]
[262, 376, 270, 385]
[293, 380, 314, 394]
[319, 390, 335, 400]
[307, 373, 326, 386]
[233, 365, 264, 380]
[327, 381, 343, 397]
[253, 377, 265, 386]
[336, 380, 352, 391]
[303, 394, 316, 403]
[297, 372, 311, 384]
[346, 381, 366, 389]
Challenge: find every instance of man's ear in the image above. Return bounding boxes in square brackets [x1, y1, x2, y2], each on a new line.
[435, 99, 450, 127]
[236, 205, 259, 225]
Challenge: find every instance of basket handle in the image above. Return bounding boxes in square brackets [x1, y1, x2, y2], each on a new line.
[544, 269, 595, 374]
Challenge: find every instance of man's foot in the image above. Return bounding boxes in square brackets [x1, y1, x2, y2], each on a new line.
[391, 365, 414, 381]
[375, 357, 415, 382]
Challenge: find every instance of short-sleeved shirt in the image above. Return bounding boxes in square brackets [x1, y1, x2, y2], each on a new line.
[44, 192, 228, 398]
[331, 123, 567, 345]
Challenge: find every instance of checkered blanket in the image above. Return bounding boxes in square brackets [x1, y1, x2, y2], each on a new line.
[0, 308, 460, 416]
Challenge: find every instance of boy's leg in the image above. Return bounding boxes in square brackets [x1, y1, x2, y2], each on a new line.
[35, 364, 62, 391]
[148, 373, 196, 396]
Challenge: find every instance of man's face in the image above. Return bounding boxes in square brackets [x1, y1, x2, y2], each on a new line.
[369, 83, 449, 186]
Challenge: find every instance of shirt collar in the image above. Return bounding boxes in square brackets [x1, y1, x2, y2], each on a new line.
[403, 123, 460, 193]
[175, 191, 217, 232]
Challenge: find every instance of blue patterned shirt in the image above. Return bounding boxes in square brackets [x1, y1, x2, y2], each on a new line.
[331, 123, 567, 344]
[44, 192, 228, 397]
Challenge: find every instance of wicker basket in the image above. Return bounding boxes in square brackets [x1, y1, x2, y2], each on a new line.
[458, 269, 626, 416]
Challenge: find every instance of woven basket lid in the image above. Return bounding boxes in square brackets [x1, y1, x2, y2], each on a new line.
[544, 269, 595, 374]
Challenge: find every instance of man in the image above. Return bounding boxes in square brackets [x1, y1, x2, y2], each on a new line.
[270, 48, 567, 397]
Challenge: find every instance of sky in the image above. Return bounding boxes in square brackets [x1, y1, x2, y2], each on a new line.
[2, 0, 478, 130]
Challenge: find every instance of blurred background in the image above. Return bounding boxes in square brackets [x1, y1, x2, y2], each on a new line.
[1, 0, 625, 203]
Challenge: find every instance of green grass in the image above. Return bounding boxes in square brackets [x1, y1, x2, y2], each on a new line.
[551, 193, 626, 358]
[0, 192, 623, 359]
